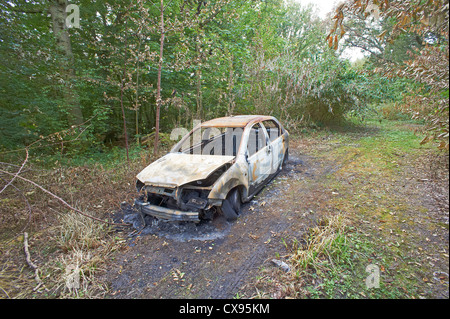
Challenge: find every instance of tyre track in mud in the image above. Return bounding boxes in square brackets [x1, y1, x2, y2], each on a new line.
[103, 144, 343, 299]
[204, 154, 340, 298]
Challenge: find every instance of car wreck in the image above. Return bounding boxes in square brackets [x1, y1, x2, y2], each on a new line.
[135, 115, 289, 222]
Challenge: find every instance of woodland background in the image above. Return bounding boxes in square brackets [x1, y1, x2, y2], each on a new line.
[1, 0, 447, 160]
[0, 0, 448, 299]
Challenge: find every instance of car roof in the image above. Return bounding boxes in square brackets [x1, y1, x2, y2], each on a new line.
[201, 115, 275, 128]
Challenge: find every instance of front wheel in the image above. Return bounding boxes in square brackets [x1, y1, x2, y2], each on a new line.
[220, 188, 241, 221]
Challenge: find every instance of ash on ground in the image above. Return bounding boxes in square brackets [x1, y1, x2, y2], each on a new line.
[116, 202, 232, 243]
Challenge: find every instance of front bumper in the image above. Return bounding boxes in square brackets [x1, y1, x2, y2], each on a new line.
[134, 199, 200, 223]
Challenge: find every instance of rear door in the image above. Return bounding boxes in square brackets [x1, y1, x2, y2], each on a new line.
[261, 119, 284, 174]
[247, 123, 272, 191]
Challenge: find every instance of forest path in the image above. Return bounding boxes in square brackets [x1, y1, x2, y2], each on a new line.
[102, 120, 449, 299]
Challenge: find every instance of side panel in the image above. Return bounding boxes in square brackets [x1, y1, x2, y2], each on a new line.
[208, 160, 249, 201]
[248, 145, 272, 187]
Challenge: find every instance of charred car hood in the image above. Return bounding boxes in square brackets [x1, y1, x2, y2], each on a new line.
[136, 153, 235, 187]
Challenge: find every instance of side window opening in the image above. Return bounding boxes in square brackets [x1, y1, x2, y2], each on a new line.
[247, 123, 267, 157]
[262, 120, 281, 143]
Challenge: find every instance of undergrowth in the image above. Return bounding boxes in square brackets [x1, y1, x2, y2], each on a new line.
[0, 140, 171, 298]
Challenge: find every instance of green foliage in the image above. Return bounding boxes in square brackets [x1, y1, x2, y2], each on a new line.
[0, 0, 431, 156]
[329, 0, 449, 150]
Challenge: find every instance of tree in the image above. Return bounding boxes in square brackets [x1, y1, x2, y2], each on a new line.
[48, 0, 84, 126]
[328, 0, 449, 149]
[2, 0, 84, 127]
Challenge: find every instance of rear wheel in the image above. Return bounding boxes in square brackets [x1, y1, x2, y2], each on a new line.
[278, 148, 289, 171]
[283, 148, 289, 166]
[220, 188, 241, 221]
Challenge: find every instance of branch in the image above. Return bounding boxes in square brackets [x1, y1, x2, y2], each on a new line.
[23, 232, 44, 291]
[0, 176, 33, 245]
[163, 0, 175, 12]
[0, 148, 28, 194]
[0, 116, 95, 156]
[0, 169, 130, 227]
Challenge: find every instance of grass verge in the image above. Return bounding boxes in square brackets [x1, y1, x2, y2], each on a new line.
[249, 118, 448, 299]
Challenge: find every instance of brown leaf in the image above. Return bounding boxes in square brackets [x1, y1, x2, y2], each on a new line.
[420, 135, 431, 145]
[377, 30, 388, 39]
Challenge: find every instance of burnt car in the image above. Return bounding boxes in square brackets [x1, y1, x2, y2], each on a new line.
[135, 115, 289, 222]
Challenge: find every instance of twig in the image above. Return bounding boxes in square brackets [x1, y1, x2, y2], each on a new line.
[23, 232, 43, 291]
[0, 176, 33, 245]
[0, 169, 130, 227]
[0, 148, 28, 194]
[0, 161, 34, 169]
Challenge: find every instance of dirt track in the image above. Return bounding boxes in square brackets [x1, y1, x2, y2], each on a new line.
[103, 146, 333, 299]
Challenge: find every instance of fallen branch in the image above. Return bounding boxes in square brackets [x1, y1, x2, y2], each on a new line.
[23, 232, 43, 291]
[0, 148, 28, 194]
[0, 176, 33, 245]
[0, 169, 130, 227]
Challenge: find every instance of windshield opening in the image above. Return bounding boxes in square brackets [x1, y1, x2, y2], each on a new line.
[173, 126, 244, 156]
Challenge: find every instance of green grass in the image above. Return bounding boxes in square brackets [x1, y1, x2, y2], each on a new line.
[311, 120, 441, 298]
[253, 117, 446, 299]
[288, 213, 419, 299]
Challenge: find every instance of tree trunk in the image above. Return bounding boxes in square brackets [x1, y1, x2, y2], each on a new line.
[135, 35, 142, 144]
[154, 0, 165, 155]
[227, 55, 235, 116]
[196, 68, 203, 119]
[120, 70, 130, 163]
[49, 0, 84, 126]
[195, 41, 203, 119]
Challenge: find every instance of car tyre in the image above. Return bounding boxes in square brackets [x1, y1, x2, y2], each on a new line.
[283, 148, 289, 166]
[278, 148, 289, 172]
[221, 188, 241, 221]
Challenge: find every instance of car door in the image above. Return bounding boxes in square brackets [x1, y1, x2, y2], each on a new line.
[261, 119, 283, 174]
[246, 123, 272, 193]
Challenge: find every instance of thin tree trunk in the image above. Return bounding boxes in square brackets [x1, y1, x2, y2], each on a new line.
[195, 41, 203, 119]
[135, 35, 142, 145]
[196, 68, 203, 119]
[154, 0, 165, 155]
[227, 55, 235, 115]
[120, 69, 130, 163]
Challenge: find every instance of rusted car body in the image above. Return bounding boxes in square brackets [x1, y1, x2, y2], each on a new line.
[135, 115, 289, 222]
